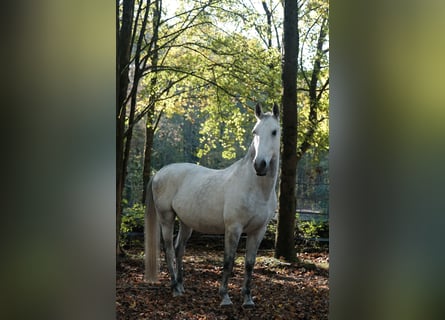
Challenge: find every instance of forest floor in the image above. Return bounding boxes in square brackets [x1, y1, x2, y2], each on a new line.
[116, 241, 329, 320]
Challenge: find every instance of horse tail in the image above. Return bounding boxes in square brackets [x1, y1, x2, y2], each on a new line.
[145, 177, 160, 283]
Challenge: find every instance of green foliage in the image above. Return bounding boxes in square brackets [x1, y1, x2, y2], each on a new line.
[264, 215, 329, 251]
[298, 219, 329, 240]
[266, 217, 277, 240]
[293, 0, 329, 161]
[154, 1, 283, 162]
[120, 203, 145, 246]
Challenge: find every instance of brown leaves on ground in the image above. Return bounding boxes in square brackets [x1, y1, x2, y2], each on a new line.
[116, 246, 328, 320]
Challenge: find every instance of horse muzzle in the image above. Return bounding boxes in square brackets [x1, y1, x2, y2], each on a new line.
[254, 159, 268, 176]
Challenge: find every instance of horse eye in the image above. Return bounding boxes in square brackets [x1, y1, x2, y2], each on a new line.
[272, 130, 277, 136]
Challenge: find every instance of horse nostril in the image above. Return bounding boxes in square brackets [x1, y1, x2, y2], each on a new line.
[260, 160, 266, 169]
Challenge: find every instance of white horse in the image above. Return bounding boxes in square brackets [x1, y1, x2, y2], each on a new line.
[145, 103, 280, 307]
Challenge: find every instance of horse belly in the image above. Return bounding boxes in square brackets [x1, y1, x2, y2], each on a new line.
[173, 198, 226, 234]
[171, 175, 227, 234]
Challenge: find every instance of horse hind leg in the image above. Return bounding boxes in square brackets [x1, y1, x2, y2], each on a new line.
[174, 221, 192, 294]
[159, 210, 182, 297]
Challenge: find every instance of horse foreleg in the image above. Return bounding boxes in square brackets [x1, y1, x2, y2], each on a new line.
[219, 225, 242, 306]
[175, 222, 192, 294]
[242, 228, 266, 308]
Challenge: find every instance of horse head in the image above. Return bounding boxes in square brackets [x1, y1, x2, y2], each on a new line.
[251, 103, 280, 176]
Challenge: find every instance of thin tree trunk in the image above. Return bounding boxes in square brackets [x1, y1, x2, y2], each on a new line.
[142, 0, 161, 204]
[262, 1, 272, 48]
[117, 0, 152, 257]
[142, 108, 155, 204]
[275, 0, 298, 262]
[117, 0, 135, 257]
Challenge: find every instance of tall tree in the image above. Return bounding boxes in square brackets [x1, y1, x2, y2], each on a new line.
[117, 0, 135, 257]
[275, 0, 298, 261]
[141, 0, 161, 204]
[117, 0, 161, 255]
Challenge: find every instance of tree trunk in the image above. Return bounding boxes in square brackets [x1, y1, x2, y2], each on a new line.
[142, 108, 155, 203]
[262, 1, 272, 48]
[116, 0, 135, 257]
[275, 0, 298, 262]
[141, 0, 161, 204]
[117, 0, 153, 256]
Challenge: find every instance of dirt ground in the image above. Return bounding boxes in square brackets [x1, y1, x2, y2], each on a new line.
[116, 241, 328, 320]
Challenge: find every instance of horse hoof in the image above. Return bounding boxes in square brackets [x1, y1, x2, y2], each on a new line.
[220, 296, 233, 307]
[172, 289, 183, 297]
[177, 283, 185, 294]
[220, 302, 233, 307]
[242, 296, 255, 308]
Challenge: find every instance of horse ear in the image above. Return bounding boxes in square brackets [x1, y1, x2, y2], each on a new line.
[255, 103, 263, 119]
[273, 103, 280, 119]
